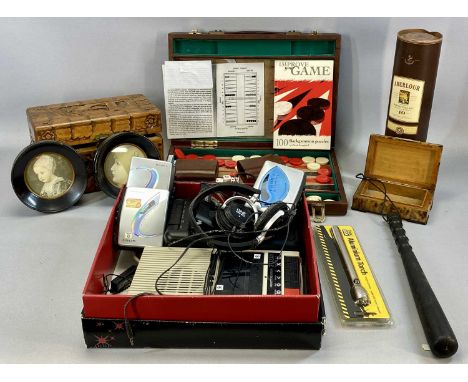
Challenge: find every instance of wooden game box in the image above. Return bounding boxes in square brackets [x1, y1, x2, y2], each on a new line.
[167, 31, 348, 220]
[26, 94, 164, 193]
[352, 134, 443, 224]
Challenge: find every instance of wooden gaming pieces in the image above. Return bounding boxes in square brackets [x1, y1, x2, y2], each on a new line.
[232, 155, 246, 162]
[225, 160, 237, 169]
[318, 167, 331, 176]
[289, 158, 304, 167]
[307, 162, 320, 171]
[315, 157, 329, 165]
[302, 156, 315, 163]
[316, 174, 331, 184]
[202, 154, 217, 160]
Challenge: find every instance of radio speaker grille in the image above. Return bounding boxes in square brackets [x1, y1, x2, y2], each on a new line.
[127, 247, 213, 295]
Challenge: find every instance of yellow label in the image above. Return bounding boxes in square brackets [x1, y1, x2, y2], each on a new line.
[326, 225, 391, 320]
[388, 75, 425, 123]
[125, 198, 141, 208]
[387, 119, 418, 135]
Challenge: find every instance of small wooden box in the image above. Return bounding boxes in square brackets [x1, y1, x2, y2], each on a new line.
[352, 134, 443, 224]
[167, 31, 348, 217]
[26, 94, 163, 193]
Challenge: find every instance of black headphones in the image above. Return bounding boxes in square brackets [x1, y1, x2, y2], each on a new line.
[188, 183, 291, 250]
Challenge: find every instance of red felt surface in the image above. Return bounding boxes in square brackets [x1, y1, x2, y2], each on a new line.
[82, 183, 321, 323]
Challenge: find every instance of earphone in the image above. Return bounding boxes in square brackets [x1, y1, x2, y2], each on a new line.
[188, 183, 291, 250]
[129, 167, 160, 188]
[132, 191, 161, 237]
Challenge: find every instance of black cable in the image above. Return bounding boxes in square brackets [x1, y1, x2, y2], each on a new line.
[203, 248, 218, 295]
[168, 210, 294, 295]
[123, 197, 300, 343]
[158, 213, 297, 297]
[167, 228, 226, 247]
[168, 202, 297, 249]
[224, 208, 296, 264]
[126, 199, 298, 292]
[123, 203, 299, 345]
[235, 171, 257, 180]
[355, 173, 401, 221]
[123, 292, 154, 346]
[123, 235, 227, 345]
[123, 236, 222, 344]
[226, 213, 292, 293]
[231, 255, 245, 292]
[154, 234, 230, 295]
[165, 200, 293, 247]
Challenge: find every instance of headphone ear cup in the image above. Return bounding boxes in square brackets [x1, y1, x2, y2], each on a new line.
[188, 183, 262, 250]
[254, 202, 289, 234]
[216, 202, 257, 241]
[215, 207, 235, 232]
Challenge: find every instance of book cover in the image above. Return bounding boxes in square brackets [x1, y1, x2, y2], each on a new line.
[273, 60, 334, 150]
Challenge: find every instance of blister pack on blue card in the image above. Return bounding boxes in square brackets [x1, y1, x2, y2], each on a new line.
[254, 161, 305, 209]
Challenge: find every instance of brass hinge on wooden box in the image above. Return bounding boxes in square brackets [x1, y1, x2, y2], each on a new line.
[191, 140, 218, 149]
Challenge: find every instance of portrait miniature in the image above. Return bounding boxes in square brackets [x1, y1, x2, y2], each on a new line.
[25, 153, 74, 199]
[103, 144, 147, 188]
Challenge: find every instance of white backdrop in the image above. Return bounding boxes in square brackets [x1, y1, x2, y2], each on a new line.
[0, 18, 467, 363]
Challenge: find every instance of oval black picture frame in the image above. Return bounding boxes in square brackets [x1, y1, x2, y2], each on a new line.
[94, 132, 160, 198]
[11, 141, 87, 213]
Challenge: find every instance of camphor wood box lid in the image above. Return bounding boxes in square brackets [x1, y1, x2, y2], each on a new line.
[364, 134, 443, 191]
[27, 94, 161, 146]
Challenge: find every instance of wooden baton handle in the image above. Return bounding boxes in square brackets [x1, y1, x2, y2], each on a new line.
[386, 213, 458, 358]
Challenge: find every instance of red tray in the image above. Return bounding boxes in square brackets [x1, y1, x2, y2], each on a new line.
[82, 183, 321, 322]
